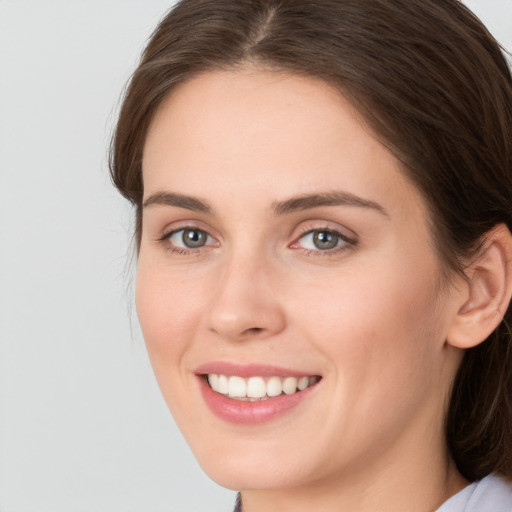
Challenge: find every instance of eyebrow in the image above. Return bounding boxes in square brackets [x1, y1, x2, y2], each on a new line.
[272, 191, 388, 217]
[143, 192, 212, 214]
[143, 190, 388, 217]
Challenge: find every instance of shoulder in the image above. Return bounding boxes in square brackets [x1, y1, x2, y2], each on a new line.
[436, 474, 512, 512]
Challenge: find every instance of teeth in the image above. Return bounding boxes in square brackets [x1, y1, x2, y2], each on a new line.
[298, 376, 309, 391]
[266, 376, 283, 397]
[207, 374, 319, 400]
[247, 377, 266, 398]
[217, 374, 229, 394]
[208, 373, 219, 390]
[228, 376, 247, 398]
[282, 377, 298, 395]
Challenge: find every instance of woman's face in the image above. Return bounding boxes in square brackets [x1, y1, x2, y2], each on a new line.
[138, 70, 463, 491]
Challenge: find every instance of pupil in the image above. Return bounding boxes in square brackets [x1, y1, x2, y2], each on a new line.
[313, 231, 338, 250]
[183, 229, 205, 248]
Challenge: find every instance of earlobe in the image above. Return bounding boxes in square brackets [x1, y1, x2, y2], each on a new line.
[447, 224, 512, 349]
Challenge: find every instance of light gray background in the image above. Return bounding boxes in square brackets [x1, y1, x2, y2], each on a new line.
[0, 1, 510, 511]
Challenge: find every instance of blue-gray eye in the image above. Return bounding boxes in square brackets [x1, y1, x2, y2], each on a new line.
[299, 230, 345, 250]
[169, 228, 211, 249]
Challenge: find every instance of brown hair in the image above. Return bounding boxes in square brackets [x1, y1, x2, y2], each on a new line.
[110, 0, 512, 481]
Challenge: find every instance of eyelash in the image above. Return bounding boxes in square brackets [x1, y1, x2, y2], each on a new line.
[157, 226, 216, 256]
[157, 225, 357, 257]
[291, 227, 357, 257]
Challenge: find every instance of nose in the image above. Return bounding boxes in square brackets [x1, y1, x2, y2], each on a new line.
[206, 252, 286, 342]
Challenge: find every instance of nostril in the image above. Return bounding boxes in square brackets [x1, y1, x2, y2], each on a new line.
[245, 327, 264, 335]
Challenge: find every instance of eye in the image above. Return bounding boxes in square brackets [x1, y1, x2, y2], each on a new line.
[296, 229, 351, 251]
[167, 227, 216, 250]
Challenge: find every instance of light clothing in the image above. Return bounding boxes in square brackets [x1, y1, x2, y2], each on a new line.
[435, 474, 512, 512]
[233, 474, 512, 511]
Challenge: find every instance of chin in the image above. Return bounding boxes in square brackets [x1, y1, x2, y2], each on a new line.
[181, 424, 329, 492]
[196, 452, 312, 491]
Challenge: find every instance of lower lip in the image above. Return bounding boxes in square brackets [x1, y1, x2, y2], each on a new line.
[198, 377, 319, 425]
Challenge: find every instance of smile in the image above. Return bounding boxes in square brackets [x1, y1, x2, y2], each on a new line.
[196, 363, 322, 424]
[207, 374, 320, 400]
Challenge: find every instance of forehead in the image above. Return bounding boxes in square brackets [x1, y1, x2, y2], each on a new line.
[142, 69, 422, 218]
[145, 69, 366, 148]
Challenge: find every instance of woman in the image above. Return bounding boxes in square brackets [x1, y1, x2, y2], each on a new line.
[110, 0, 512, 510]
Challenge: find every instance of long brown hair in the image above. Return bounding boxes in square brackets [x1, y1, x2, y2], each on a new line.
[110, 0, 512, 480]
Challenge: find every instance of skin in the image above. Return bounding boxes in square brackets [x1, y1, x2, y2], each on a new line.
[137, 69, 470, 512]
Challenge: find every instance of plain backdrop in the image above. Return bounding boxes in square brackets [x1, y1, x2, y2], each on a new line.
[0, 1, 510, 511]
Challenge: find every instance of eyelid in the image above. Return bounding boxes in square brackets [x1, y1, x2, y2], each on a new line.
[293, 229, 351, 247]
[153, 220, 357, 256]
[289, 223, 358, 255]
[157, 223, 220, 253]
[171, 228, 216, 247]
[292, 221, 357, 243]
[156, 218, 218, 241]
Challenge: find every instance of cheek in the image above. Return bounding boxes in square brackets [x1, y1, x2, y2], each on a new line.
[294, 255, 442, 343]
[135, 264, 215, 433]
[135, 264, 206, 368]
[291, 253, 446, 403]
[287, 264, 448, 464]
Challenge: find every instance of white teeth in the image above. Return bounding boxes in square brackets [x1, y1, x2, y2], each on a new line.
[207, 373, 319, 399]
[298, 376, 309, 391]
[228, 376, 247, 398]
[217, 374, 229, 394]
[282, 377, 298, 395]
[208, 373, 219, 390]
[266, 376, 283, 397]
[247, 377, 266, 398]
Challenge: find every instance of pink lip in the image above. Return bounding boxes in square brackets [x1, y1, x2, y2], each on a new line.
[195, 361, 312, 378]
[195, 362, 321, 425]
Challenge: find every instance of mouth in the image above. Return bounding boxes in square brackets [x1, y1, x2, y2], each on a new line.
[195, 362, 322, 424]
[205, 374, 321, 401]
[195, 363, 322, 424]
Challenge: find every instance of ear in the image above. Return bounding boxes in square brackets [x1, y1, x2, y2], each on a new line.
[447, 224, 512, 349]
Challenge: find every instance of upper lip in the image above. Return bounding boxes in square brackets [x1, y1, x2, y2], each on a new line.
[194, 361, 320, 378]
